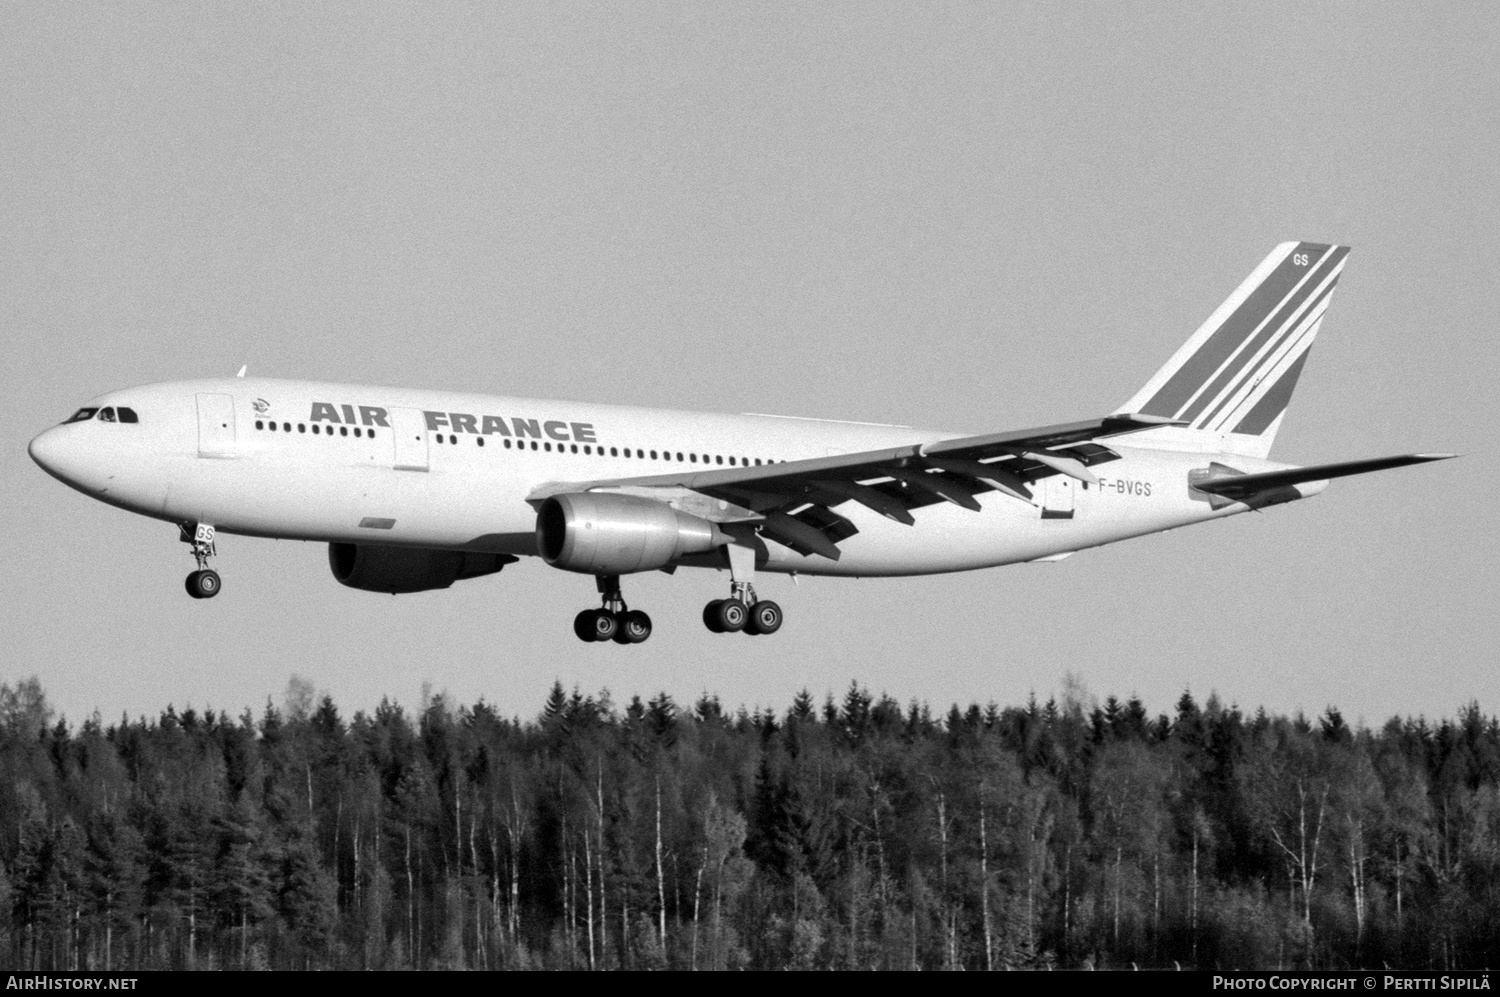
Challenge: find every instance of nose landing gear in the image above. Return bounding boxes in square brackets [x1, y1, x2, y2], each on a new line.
[574, 575, 652, 644]
[181, 523, 221, 600]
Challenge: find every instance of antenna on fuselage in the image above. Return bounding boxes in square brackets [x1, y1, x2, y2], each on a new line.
[236, 365, 247, 378]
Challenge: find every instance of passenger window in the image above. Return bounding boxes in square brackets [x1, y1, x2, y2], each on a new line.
[477, 437, 485, 447]
[352, 427, 360, 437]
[610, 447, 618, 457]
[571, 444, 578, 453]
[504, 439, 512, 449]
[98, 407, 116, 422]
[117, 407, 139, 423]
[676, 452, 684, 461]
[298, 424, 306, 433]
[690, 453, 697, 463]
[368, 429, 376, 439]
[715, 455, 723, 465]
[63, 408, 98, 424]
[256, 420, 265, 430]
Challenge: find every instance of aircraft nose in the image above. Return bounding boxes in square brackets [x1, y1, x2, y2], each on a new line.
[28, 426, 80, 483]
[29, 427, 60, 471]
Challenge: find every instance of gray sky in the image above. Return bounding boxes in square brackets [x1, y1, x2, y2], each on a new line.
[3, 3, 1494, 728]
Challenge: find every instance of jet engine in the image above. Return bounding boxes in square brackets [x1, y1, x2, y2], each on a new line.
[328, 543, 513, 594]
[537, 493, 725, 574]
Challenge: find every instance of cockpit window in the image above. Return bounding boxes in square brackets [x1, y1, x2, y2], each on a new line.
[63, 408, 98, 424]
[98, 407, 116, 422]
[118, 407, 138, 423]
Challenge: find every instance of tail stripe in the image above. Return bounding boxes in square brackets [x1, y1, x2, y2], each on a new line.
[1233, 350, 1309, 435]
[1177, 246, 1347, 426]
[1203, 289, 1332, 432]
[1138, 242, 1329, 419]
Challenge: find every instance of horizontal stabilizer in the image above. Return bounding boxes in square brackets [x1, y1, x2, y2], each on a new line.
[1192, 453, 1456, 500]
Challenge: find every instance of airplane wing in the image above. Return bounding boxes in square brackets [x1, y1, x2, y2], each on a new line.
[526, 413, 1182, 560]
[1189, 453, 1458, 502]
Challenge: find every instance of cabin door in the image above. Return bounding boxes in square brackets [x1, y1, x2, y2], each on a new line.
[389, 407, 429, 471]
[195, 394, 237, 458]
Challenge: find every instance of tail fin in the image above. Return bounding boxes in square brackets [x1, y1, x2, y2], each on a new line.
[1115, 241, 1350, 459]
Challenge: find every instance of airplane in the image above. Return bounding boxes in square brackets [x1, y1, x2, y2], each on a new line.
[28, 242, 1453, 645]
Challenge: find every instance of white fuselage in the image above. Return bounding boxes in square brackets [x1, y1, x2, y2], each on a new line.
[28, 377, 1305, 579]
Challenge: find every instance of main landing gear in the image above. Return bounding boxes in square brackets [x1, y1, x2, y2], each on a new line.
[574, 575, 652, 644]
[702, 541, 783, 636]
[181, 523, 221, 600]
[702, 590, 783, 636]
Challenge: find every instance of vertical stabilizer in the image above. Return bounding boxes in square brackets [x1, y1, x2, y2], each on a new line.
[1115, 242, 1349, 458]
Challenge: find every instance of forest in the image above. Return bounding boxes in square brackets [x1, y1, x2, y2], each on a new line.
[0, 675, 1497, 971]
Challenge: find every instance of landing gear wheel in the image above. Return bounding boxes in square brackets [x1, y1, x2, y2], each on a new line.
[589, 609, 619, 643]
[574, 609, 600, 642]
[578, 575, 651, 644]
[746, 600, 782, 636]
[185, 569, 221, 600]
[715, 598, 748, 633]
[618, 610, 652, 644]
[182, 524, 220, 600]
[702, 600, 726, 633]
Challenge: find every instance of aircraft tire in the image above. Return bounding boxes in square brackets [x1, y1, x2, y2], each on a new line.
[715, 598, 748, 633]
[702, 600, 726, 633]
[747, 600, 782, 636]
[621, 610, 652, 644]
[574, 610, 598, 642]
[186, 569, 221, 600]
[590, 608, 619, 643]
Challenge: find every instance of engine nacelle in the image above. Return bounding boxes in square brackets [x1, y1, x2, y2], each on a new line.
[537, 493, 724, 575]
[328, 543, 512, 594]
